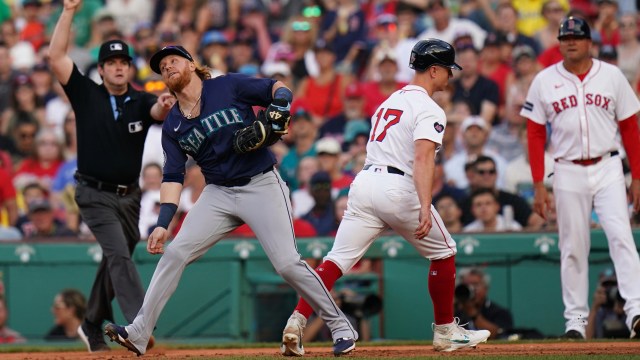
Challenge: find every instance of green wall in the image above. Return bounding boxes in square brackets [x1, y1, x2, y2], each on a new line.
[1, 229, 638, 341]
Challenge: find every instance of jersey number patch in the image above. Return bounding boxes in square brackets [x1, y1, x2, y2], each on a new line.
[370, 108, 403, 142]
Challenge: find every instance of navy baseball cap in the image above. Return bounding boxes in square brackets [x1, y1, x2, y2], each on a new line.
[98, 40, 132, 63]
[150, 45, 194, 74]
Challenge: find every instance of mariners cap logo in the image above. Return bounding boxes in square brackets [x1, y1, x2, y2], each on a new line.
[110, 43, 123, 51]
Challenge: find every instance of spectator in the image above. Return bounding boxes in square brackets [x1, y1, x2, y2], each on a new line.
[199, 30, 230, 74]
[463, 188, 522, 232]
[361, 49, 408, 118]
[586, 269, 629, 339]
[1, 73, 45, 136]
[103, 0, 153, 38]
[139, 162, 163, 239]
[46, 289, 86, 341]
[598, 44, 618, 65]
[30, 63, 56, 106]
[50, 111, 79, 232]
[228, 30, 261, 74]
[19, 0, 46, 52]
[23, 198, 75, 238]
[302, 171, 337, 236]
[319, 83, 369, 144]
[451, 38, 499, 125]
[479, 33, 513, 113]
[617, 14, 640, 88]
[455, 268, 514, 340]
[264, 15, 319, 85]
[364, 13, 416, 84]
[292, 156, 321, 219]
[261, 62, 294, 89]
[512, 0, 569, 38]
[318, 0, 368, 64]
[315, 137, 354, 196]
[486, 83, 530, 163]
[1, 20, 37, 71]
[295, 39, 349, 123]
[0, 166, 17, 227]
[0, 42, 18, 115]
[443, 116, 508, 190]
[593, 0, 621, 47]
[433, 153, 466, 206]
[418, 0, 486, 50]
[492, 3, 541, 55]
[503, 126, 554, 201]
[534, 0, 567, 51]
[435, 195, 464, 234]
[15, 181, 47, 233]
[460, 155, 544, 230]
[0, 294, 26, 343]
[13, 128, 64, 192]
[279, 108, 318, 191]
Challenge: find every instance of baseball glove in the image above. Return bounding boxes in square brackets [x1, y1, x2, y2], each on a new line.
[232, 100, 291, 154]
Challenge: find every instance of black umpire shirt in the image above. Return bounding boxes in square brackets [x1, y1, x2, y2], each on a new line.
[62, 64, 157, 184]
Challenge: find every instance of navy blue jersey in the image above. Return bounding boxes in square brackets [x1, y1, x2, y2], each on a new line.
[161, 73, 277, 184]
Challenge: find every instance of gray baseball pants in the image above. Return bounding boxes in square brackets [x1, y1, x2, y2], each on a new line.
[124, 170, 358, 353]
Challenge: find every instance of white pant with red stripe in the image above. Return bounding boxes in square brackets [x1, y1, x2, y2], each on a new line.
[553, 156, 640, 334]
[325, 167, 457, 274]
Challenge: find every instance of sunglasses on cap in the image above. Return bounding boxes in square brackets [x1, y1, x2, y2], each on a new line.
[292, 21, 311, 32]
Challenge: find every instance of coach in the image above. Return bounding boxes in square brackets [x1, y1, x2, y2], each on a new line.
[48, 0, 174, 353]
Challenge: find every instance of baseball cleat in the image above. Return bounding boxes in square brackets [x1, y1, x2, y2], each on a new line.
[333, 337, 356, 356]
[631, 315, 640, 339]
[560, 329, 585, 340]
[104, 323, 142, 356]
[78, 320, 110, 352]
[432, 318, 490, 352]
[281, 311, 307, 356]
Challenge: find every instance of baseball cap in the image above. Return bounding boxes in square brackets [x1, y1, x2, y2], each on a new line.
[314, 39, 335, 53]
[376, 13, 397, 26]
[512, 45, 536, 62]
[149, 45, 194, 74]
[201, 31, 228, 47]
[98, 39, 133, 64]
[453, 33, 476, 52]
[28, 198, 52, 213]
[461, 116, 488, 132]
[309, 171, 332, 187]
[345, 83, 364, 99]
[261, 61, 291, 78]
[484, 32, 503, 47]
[315, 137, 342, 155]
[344, 121, 370, 143]
[599, 44, 618, 60]
[13, 73, 33, 87]
[375, 49, 397, 64]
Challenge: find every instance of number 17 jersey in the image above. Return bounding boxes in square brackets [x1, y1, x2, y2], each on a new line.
[365, 85, 447, 177]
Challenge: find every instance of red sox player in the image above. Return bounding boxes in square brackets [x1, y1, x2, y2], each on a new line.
[521, 16, 640, 339]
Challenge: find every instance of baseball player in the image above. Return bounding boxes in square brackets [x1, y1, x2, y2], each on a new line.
[280, 39, 491, 356]
[522, 16, 640, 339]
[103, 46, 358, 356]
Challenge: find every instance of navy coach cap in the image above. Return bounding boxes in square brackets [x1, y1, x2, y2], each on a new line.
[150, 45, 194, 74]
[98, 39, 132, 63]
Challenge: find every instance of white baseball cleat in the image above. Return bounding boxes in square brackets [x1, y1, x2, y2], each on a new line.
[432, 318, 491, 352]
[281, 311, 307, 356]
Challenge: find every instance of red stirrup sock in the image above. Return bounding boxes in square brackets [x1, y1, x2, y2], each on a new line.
[294, 260, 343, 319]
[428, 256, 456, 325]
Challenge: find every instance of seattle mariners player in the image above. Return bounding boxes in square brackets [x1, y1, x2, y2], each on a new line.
[103, 45, 358, 356]
[280, 39, 491, 356]
[522, 16, 640, 339]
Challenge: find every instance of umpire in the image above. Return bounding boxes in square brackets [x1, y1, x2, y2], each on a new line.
[48, 0, 174, 353]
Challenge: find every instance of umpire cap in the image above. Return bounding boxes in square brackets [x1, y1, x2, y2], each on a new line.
[409, 38, 462, 72]
[558, 16, 591, 40]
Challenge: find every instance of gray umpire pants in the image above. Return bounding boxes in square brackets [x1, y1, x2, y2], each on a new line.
[125, 170, 358, 353]
[75, 183, 145, 325]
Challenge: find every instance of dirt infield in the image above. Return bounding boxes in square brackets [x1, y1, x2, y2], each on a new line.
[3, 342, 640, 359]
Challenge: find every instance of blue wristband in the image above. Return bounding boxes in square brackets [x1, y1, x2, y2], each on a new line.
[274, 87, 293, 103]
[156, 203, 178, 229]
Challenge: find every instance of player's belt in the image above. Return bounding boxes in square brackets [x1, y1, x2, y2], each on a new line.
[74, 171, 139, 196]
[555, 150, 619, 166]
[214, 165, 274, 187]
[363, 164, 405, 176]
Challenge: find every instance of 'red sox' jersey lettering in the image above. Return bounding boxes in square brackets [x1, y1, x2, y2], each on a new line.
[552, 94, 611, 113]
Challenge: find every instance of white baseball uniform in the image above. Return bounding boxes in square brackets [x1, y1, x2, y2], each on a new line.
[324, 84, 457, 274]
[521, 59, 640, 335]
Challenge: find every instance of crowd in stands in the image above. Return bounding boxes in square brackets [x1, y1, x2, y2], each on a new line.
[1, 0, 640, 242]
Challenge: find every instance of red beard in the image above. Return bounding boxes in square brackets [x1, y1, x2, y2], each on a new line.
[165, 67, 191, 93]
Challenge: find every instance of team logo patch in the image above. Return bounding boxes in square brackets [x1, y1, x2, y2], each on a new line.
[433, 122, 444, 133]
[523, 101, 534, 111]
[128, 121, 143, 133]
[110, 43, 123, 51]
